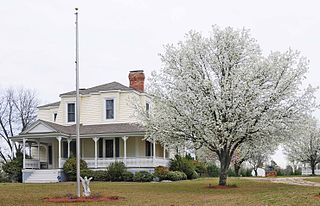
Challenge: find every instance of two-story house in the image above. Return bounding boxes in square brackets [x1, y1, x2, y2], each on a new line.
[11, 70, 170, 183]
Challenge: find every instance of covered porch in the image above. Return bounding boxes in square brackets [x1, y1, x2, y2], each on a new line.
[21, 136, 170, 170]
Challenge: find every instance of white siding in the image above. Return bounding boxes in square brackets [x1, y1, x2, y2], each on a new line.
[37, 90, 151, 125]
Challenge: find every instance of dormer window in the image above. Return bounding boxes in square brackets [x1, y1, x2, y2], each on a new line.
[53, 112, 57, 122]
[105, 99, 114, 119]
[146, 102, 150, 117]
[67, 103, 75, 123]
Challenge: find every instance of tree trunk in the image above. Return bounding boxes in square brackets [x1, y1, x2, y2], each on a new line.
[311, 162, 316, 176]
[218, 150, 231, 186]
[254, 168, 258, 177]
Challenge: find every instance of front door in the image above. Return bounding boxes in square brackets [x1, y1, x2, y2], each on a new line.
[105, 139, 114, 158]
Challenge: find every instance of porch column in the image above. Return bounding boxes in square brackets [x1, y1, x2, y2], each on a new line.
[93, 137, 100, 168]
[28, 143, 32, 158]
[122, 136, 128, 165]
[37, 140, 40, 169]
[163, 146, 166, 159]
[67, 138, 72, 158]
[56, 137, 62, 168]
[23, 138, 26, 169]
[153, 138, 156, 162]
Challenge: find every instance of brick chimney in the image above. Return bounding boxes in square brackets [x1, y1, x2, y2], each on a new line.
[129, 70, 145, 92]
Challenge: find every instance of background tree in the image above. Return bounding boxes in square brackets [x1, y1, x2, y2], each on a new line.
[137, 26, 316, 186]
[284, 116, 320, 175]
[0, 88, 38, 163]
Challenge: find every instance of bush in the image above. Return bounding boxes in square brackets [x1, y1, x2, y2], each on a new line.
[207, 164, 220, 177]
[2, 152, 23, 182]
[133, 171, 154, 182]
[240, 168, 252, 177]
[0, 170, 9, 183]
[193, 161, 207, 176]
[107, 161, 127, 181]
[227, 168, 236, 177]
[169, 155, 197, 179]
[93, 170, 110, 181]
[154, 166, 169, 180]
[122, 171, 134, 182]
[80, 169, 109, 181]
[166, 171, 187, 181]
[63, 157, 88, 181]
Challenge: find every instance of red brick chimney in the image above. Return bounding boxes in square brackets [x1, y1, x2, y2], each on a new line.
[128, 70, 145, 92]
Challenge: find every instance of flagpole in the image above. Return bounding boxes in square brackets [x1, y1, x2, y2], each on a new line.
[75, 7, 81, 198]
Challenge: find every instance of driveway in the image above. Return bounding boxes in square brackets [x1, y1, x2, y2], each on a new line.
[244, 177, 320, 187]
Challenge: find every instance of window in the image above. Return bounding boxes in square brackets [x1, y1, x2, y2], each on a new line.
[105, 99, 114, 119]
[146, 102, 150, 117]
[67, 103, 75, 122]
[145, 141, 153, 156]
[53, 113, 57, 122]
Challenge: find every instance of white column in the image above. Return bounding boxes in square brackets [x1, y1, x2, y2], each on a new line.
[37, 140, 40, 169]
[28, 143, 32, 158]
[122, 136, 128, 165]
[93, 137, 100, 168]
[23, 138, 26, 169]
[67, 139, 72, 158]
[163, 146, 166, 159]
[56, 137, 62, 168]
[153, 139, 156, 160]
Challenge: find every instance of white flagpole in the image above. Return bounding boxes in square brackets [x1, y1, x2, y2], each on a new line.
[75, 8, 81, 198]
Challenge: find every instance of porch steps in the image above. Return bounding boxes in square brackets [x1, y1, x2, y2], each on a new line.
[24, 170, 60, 183]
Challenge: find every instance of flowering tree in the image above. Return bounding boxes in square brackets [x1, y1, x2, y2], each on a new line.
[232, 137, 277, 176]
[284, 116, 320, 175]
[138, 26, 316, 185]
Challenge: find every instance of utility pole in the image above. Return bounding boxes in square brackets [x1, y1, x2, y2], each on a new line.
[75, 7, 81, 198]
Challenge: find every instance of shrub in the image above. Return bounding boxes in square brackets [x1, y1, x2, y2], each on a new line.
[107, 161, 127, 181]
[80, 169, 110, 181]
[2, 152, 23, 182]
[93, 170, 110, 181]
[0, 170, 9, 183]
[207, 164, 220, 177]
[133, 171, 154, 182]
[240, 168, 252, 177]
[154, 166, 169, 180]
[122, 171, 134, 182]
[166, 171, 187, 181]
[227, 168, 236, 177]
[169, 155, 197, 179]
[193, 161, 207, 176]
[63, 157, 88, 181]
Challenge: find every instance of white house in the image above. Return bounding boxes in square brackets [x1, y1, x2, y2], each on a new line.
[11, 70, 170, 183]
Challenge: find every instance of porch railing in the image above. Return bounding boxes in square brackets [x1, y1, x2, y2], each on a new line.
[25, 159, 40, 169]
[60, 157, 170, 169]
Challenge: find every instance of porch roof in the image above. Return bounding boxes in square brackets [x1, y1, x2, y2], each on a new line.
[11, 119, 146, 139]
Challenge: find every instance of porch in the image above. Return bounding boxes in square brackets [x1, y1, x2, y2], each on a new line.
[22, 136, 170, 170]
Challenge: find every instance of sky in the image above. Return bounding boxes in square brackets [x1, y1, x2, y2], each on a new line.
[1, 0, 320, 168]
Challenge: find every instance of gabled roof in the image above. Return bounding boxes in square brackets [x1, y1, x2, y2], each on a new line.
[38, 101, 60, 108]
[18, 119, 145, 137]
[60, 81, 134, 96]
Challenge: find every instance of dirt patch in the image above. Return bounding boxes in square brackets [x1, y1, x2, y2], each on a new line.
[207, 184, 238, 189]
[43, 194, 122, 203]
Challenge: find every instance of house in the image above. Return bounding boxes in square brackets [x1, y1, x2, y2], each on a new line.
[11, 70, 170, 183]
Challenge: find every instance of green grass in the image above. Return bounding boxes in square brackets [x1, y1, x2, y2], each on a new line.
[0, 178, 320, 206]
[304, 177, 320, 183]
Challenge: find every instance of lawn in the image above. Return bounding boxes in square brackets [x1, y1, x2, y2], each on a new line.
[0, 178, 319, 206]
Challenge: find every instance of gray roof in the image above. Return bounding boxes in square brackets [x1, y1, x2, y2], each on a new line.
[38, 101, 60, 108]
[21, 120, 145, 136]
[60, 81, 134, 96]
